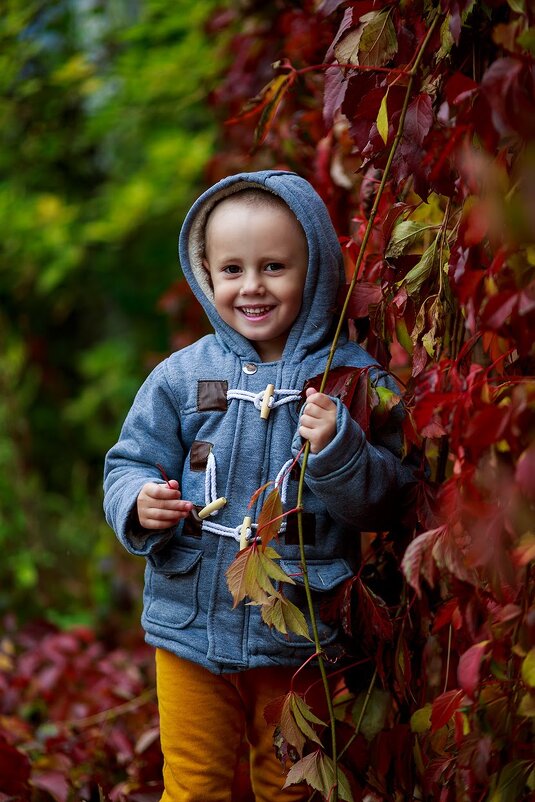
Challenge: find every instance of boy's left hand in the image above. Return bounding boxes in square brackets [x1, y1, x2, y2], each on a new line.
[299, 387, 337, 454]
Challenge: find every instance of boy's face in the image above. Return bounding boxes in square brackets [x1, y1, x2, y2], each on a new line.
[203, 198, 308, 362]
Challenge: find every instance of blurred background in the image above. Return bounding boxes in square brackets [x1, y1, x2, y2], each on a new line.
[1, 0, 227, 630]
[1, 0, 355, 635]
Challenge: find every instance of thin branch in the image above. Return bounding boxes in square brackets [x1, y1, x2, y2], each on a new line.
[295, 13, 440, 802]
[62, 687, 156, 730]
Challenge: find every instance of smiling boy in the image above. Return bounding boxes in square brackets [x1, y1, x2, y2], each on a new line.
[104, 171, 412, 801]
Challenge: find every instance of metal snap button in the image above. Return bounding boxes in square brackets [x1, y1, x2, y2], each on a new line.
[242, 363, 257, 375]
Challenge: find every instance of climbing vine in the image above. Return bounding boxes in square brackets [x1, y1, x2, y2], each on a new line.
[205, 1, 535, 800]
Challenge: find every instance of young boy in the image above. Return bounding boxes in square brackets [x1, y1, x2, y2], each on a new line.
[104, 170, 411, 802]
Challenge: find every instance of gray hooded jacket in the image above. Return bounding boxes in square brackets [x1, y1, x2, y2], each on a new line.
[103, 170, 411, 674]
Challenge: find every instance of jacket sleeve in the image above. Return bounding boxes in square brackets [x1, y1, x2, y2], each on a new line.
[291, 382, 414, 531]
[103, 361, 185, 557]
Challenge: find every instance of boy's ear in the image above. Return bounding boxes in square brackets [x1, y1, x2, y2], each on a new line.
[202, 257, 214, 290]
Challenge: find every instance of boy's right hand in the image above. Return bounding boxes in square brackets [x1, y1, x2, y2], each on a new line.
[137, 480, 193, 530]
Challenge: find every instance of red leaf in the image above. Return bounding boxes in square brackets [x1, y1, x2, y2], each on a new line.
[482, 290, 518, 331]
[463, 404, 510, 457]
[457, 641, 490, 699]
[304, 365, 376, 434]
[430, 689, 465, 732]
[264, 694, 285, 726]
[256, 487, 283, 550]
[404, 93, 433, 147]
[516, 442, 535, 500]
[0, 739, 31, 796]
[432, 599, 460, 633]
[31, 772, 70, 802]
[401, 526, 443, 597]
[338, 281, 383, 318]
[351, 575, 393, 650]
[323, 66, 348, 127]
[444, 72, 478, 106]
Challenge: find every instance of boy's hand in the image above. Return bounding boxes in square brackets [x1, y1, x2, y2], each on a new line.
[299, 387, 337, 454]
[137, 479, 193, 530]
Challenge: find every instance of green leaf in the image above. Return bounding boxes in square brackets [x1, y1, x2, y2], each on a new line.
[279, 693, 306, 756]
[507, 0, 526, 12]
[398, 238, 439, 296]
[377, 90, 389, 145]
[290, 695, 324, 747]
[258, 549, 295, 585]
[488, 760, 535, 802]
[283, 750, 354, 801]
[372, 385, 401, 427]
[260, 595, 311, 639]
[517, 28, 535, 55]
[351, 688, 391, 741]
[521, 648, 535, 688]
[385, 221, 433, 258]
[358, 10, 398, 68]
[334, 26, 365, 66]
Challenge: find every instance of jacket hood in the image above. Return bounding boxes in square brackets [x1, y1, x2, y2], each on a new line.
[178, 170, 345, 362]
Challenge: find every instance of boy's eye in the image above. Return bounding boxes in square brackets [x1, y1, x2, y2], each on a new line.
[223, 264, 241, 275]
[264, 262, 284, 272]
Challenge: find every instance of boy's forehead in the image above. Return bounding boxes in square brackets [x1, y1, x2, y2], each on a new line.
[204, 192, 307, 247]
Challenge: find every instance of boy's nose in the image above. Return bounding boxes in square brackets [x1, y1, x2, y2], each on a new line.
[240, 272, 265, 295]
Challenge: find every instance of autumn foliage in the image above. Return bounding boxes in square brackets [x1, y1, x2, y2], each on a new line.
[2, 1, 535, 800]
[203, 0, 535, 799]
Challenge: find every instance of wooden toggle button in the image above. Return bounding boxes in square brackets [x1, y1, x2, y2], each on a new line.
[198, 497, 227, 520]
[260, 384, 275, 420]
[239, 515, 252, 550]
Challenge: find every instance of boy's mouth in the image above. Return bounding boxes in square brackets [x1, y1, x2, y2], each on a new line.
[237, 305, 275, 320]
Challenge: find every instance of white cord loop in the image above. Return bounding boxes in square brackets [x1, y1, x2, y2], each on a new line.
[274, 458, 294, 505]
[227, 388, 301, 411]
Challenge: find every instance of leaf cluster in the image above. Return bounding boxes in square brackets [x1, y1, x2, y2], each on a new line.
[198, 0, 535, 799]
[0, 621, 162, 801]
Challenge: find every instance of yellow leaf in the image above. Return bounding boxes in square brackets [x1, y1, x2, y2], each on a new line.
[226, 546, 273, 607]
[377, 90, 389, 145]
[518, 692, 535, 718]
[521, 648, 535, 688]
[410, 704, 432, 733]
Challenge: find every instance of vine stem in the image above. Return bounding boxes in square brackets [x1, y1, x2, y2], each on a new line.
[62, 687, 156, 729]
[295, 14, 439, 802]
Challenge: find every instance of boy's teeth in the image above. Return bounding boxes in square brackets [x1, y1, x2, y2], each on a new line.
[241, 306, 271, 315]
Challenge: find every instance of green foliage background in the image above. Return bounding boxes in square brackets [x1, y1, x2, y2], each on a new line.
[0, 0, 219, 627]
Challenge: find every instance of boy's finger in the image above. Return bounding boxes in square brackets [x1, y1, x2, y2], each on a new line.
[148, 482, 181, 499]
[307, 392, 336, 410]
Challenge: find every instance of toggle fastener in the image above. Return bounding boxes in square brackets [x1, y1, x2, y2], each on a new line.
[260, 384, 275, 420]
[239, 515, 252, 550]
[198, 497, 227, 520]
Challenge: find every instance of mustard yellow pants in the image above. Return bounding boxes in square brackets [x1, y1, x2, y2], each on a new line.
[156, 648, 324, 802]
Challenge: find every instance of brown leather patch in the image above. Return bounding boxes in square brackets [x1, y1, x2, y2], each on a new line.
[197, 380, 228, 411]
[190, 441, 213, 471]
[183, 508, 203, 539]
[285, 512, 316, 546]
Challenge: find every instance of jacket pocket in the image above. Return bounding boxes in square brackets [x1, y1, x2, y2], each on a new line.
[269, 558, 353, 647]
[145, 546, 203, 629]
